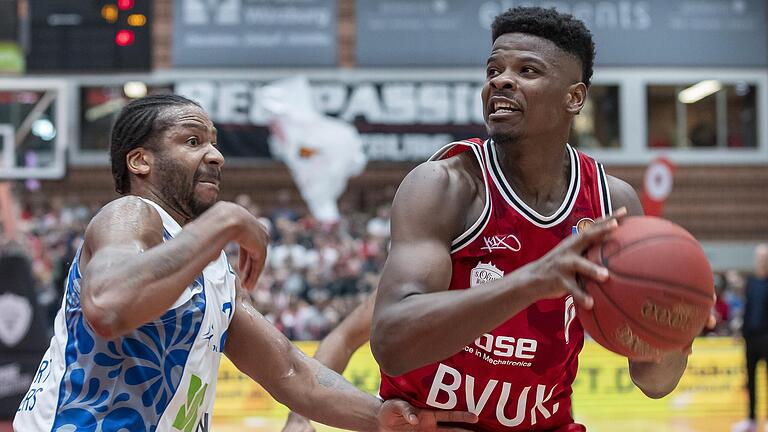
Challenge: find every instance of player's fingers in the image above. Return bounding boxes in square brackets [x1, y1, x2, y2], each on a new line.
[596, 207, 628, 224]
[706, 313, 717, 329]
[566, 255, 609, 283]
[240, 251, 253, 288]
[239, 246, 248, 274]
[246, 257, 260, 289]
[429, 410, 478, 424]
[683, 344, 693, 356]
[560, 275, 593, 309]
[570, 218, 618, 251]
[252, 249, 267, 281]
[392, 400, 419, 425]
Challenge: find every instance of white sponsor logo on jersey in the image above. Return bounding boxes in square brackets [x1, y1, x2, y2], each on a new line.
[463, 333, 538, 367]
[482, 234, 522, 252]
[427, 363, 560, 427]
[470, 262, 504, 287]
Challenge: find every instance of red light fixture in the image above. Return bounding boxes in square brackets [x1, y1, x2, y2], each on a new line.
[118, 0, 134, 10]
[115, 30, 135, 46]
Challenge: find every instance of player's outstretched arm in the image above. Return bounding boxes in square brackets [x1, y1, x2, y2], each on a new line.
[282, 290, 377, 432]
[371, 161, 620, 376]
[79, 197, 268, 339]
[607, 175, 689, 399]
[225, 283, 477, 432]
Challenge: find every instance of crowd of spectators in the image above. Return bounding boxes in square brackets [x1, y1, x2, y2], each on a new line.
[8, 193, 391, 341]
[2, 192, 752, 341]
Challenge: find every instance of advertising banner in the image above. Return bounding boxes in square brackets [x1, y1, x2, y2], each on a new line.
[172, 0, 337, 67]
[175, 79, 486, 161]
[213, 338, 765, 422]
[356, 0, 768, 67]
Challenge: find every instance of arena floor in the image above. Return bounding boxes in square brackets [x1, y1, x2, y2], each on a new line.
[213, 415, 762, 432]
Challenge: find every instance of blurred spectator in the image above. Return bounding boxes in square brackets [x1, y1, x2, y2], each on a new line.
[725, 270, 747, 335]
[270, 189, 301, 222]
[732, 244, 768, 432]
[708, 273, 730, 336]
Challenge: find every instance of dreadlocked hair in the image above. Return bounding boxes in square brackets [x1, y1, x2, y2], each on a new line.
[110, 94, 201, 194]
[491, 7, 595, 87]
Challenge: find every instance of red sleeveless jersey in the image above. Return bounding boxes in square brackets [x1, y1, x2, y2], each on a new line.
[379, 138, 613, 431]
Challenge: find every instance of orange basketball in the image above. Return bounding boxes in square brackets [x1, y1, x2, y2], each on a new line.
[576, 216, 715, 360]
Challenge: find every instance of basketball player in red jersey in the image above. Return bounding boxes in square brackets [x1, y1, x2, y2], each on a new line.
[370, 7, 696, 431]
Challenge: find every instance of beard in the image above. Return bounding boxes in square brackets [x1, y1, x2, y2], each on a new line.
[488, 125, 520, 147]
[154, 155, 219, 219]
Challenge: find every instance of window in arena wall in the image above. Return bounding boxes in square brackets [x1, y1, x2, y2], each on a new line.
[646, 83, 757, 149]
[0, 90, 57, 167]
[568, 85, 620, 149]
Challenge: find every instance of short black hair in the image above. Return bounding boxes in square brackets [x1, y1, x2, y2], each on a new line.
[491, 7, 595, 87]
[110, 94, 201, 194]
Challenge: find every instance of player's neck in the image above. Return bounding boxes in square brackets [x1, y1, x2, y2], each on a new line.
[493, 138, 571, 211]
[133, 186, 193, 226]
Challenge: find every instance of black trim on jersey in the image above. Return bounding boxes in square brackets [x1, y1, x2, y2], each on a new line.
[447, 141, 493, 253]
[597, 162, 612, 217]
[487, 140, 580, 227]
[450, 186, 492, 253]
[426, 140, 493, 254]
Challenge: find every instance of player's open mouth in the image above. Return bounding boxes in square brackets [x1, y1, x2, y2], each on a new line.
[197, 180, 219, 189]
[488, 97, 522, 119]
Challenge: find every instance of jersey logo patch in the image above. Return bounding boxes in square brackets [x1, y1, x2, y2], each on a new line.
[571, 218, 595, 236]
[481, 234, 522, 252]
[470, 262, 504, 287]
[173, 374, 209, 432]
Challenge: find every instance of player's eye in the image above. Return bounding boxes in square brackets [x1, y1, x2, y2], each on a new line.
[521, 66, 537, 74]
[187, 137, 199, 146]
[486, 67, 499, 78]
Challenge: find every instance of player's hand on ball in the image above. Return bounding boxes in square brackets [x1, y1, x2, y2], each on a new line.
[520, 208, 628, 309]
[377, 399, 478, 432]
[706, 293, 718, 330]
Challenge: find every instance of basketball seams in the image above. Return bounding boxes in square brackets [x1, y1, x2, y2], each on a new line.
[584, 281, 623, 354]
[601, 233, 699, 262]
[580, 218, 714, 358]
[601, 263, 713, 302]
[599, 235, 711, 300]
[588, 278, 697, 346]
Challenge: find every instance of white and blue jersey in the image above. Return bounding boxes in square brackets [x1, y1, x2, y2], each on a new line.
[14, 198, 237, 432]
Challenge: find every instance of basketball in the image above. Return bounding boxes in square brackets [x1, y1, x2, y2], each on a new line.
[577, 216, 715, 360]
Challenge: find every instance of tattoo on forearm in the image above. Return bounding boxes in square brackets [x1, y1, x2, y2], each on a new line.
[315, 366, 345, 388]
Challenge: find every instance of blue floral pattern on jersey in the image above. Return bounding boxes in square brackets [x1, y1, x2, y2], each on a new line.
[52, 249, 206, 432]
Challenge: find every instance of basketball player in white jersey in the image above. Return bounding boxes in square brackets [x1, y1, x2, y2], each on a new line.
[14, 95, 477, 432]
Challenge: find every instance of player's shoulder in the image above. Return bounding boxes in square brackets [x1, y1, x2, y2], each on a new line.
[91, 195, 161, 226]
[606, 175, 643, 215]
[83, 196, 164, 248]
[402, 152, 481, 202]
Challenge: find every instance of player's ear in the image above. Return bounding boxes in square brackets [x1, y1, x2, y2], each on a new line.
[566, 82, 587, 115]
[126, 148, 152, 176]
